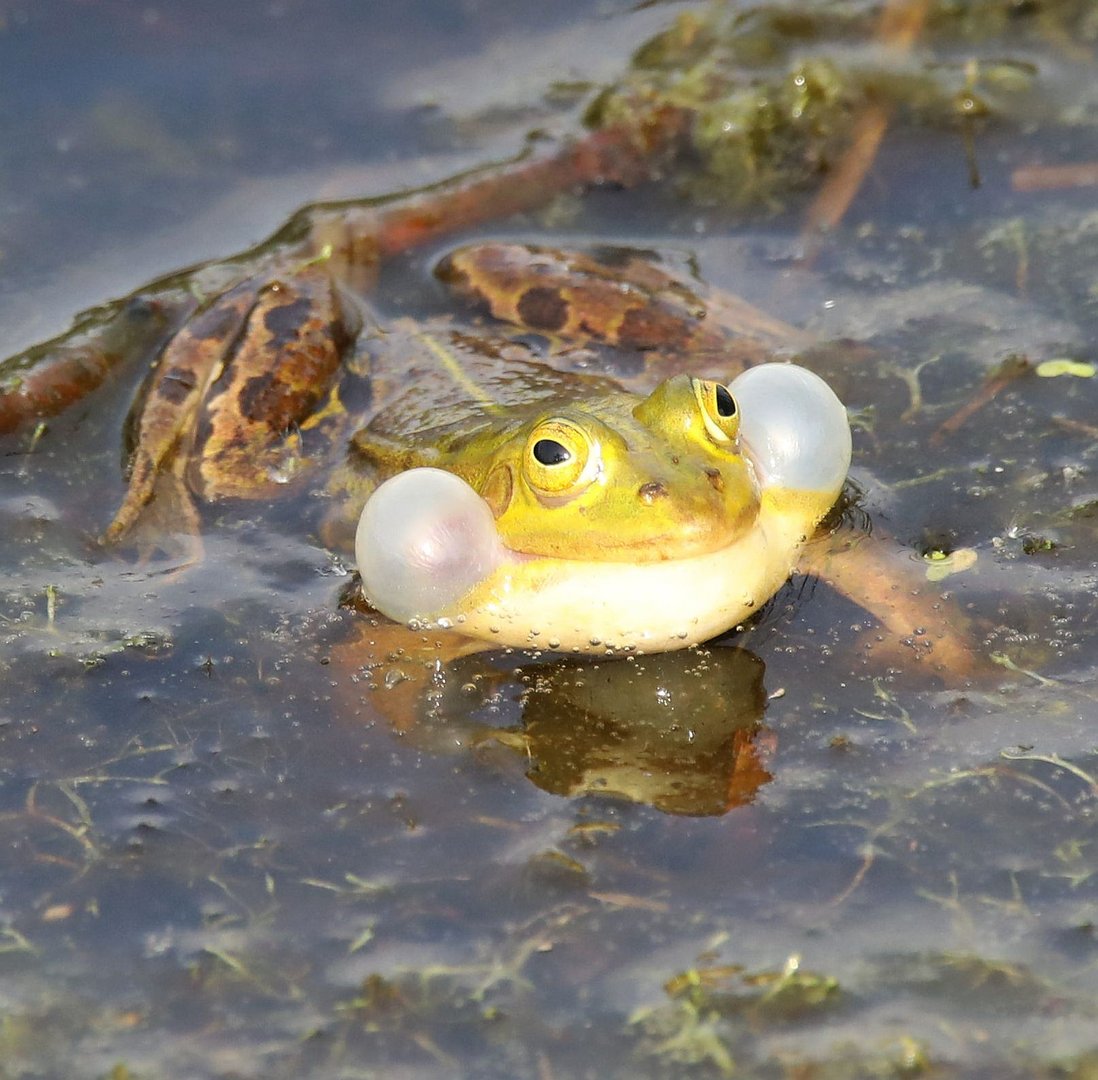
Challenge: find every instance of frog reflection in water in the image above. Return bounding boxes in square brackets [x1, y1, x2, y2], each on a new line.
[429, 645, 774, 817]
[104, 242, 859, 661]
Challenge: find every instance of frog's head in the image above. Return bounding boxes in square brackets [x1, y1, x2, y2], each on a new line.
[463, 372, 760, 562]
[356, 363, 851, 652]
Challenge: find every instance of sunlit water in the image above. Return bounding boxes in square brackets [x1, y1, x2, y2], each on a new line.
[1, 2, 1097, 1076]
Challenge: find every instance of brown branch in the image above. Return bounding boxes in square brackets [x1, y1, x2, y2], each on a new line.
[930, 354, 1032, 447]
[1012, 162, 1098, 193]
[799, 0, 931, 257]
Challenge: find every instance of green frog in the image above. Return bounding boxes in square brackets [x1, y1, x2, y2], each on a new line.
[102, 242, 851, 657]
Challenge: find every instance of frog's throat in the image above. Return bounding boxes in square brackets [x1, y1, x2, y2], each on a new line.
[356, 467, 833, 654]
[430, 488, 829, 653]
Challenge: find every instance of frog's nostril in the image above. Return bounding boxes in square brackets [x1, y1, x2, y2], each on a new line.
[638, 481, 668, 504]
[704, 467, 724, 492]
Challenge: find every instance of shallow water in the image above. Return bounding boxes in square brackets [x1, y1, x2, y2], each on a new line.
[1, 2, 1098, 1077]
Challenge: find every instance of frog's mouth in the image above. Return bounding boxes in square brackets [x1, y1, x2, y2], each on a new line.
[357, 465, 752, 630]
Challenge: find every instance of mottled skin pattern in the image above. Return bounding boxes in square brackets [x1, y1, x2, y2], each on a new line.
[436, 243, 804, 377]
[103, 238, 783, 555]
[105, 266, 355, 541]
[189, 269, 356, 501]
[435, 244, 719, 352]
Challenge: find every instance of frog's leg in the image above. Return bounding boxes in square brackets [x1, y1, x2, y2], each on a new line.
[113, 459, 206, 566]
[103, 264, 356, 545]
[434, 242, 802, 387]
[102, 275, 270, 544]
[186, 266, 359, 502]
[804, 529, 990, 680]
[0, 291, 196, 435]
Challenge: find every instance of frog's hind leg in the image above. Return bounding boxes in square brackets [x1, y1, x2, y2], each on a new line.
[102, 276, 266, 545]
[434, 242, 808, 387]
[804, 530, 992, 682]
[186, 266, 360, 504]
[103, 264, 359, 547]
[0, 290, 196, 437]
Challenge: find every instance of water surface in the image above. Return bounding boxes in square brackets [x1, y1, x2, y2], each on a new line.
[1, 2, 1097, 1076]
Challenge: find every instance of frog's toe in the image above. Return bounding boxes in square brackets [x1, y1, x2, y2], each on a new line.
[355, 468, 507, 626]
[731, 363, 851, 498]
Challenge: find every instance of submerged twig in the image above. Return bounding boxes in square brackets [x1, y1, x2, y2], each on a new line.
[1012, 161, 1098, 193]
[929, 354, 1032, 447]
[1052, 415, 1098, 440]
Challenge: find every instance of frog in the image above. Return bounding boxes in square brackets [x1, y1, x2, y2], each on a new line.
[95, 237, 850, 657]
[351, 354, 849, 654]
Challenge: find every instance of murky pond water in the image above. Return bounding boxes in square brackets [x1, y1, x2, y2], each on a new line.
[2, 1, 1098, 1077]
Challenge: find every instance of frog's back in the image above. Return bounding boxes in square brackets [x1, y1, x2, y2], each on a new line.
[355, 319, 625, 461]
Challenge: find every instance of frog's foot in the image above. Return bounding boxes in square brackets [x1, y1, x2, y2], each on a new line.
[804, 531, 992, 681]
[102, 263, 357, 548]
[104, 466, 205, 568]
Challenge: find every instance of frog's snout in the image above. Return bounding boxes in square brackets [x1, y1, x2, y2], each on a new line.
[637, 469, 727, 510]
[356, 468, 509, 625]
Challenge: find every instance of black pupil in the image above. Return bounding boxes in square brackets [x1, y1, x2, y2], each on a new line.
[715, 384, 736, 418]
[533, 438, 571, 466]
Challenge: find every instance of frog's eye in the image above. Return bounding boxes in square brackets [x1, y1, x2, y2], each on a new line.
[524, 418, 598, 496]
[692, 378, 740, 444]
